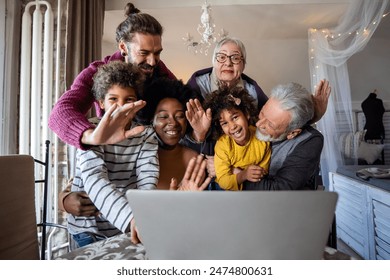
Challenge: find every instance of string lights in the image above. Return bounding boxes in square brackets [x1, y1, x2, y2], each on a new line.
[308, 10, 388, 78]
[310, 11, 388, 40]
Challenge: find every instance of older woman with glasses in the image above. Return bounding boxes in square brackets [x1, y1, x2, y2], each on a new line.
[187, 37, 268, 112]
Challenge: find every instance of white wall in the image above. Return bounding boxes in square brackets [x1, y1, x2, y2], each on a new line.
[245, 38, 311, 95]
[102, 37, 311, 96]
[348, 37, 390, 110]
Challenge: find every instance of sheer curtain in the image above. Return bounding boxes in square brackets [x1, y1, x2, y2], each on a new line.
[308, 0, 389, 187]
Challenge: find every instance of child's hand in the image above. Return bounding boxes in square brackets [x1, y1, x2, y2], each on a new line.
[205, 155, 216, 178]
[82, 100, 147, 146]
[185, 99, 212, 142]
[231, 166, 243, 174]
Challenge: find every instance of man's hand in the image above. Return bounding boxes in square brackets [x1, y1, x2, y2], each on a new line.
[185, 99, 212, 142]
[63, 191, 98, 216]
[81, 100, 147, 146]
[235, 165, 266, 184]
[240, 165, 267, 183]
[170, 155, 211, 191]
[312, 79, 331, 123]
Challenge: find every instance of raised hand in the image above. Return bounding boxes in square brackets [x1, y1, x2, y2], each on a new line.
[81, 100, 147, 146]
[312, 79, 331, 123]
[185, 99, 212, 142]
[170, 155, 211, 191]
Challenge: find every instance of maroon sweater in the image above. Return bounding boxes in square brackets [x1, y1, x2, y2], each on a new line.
[48, 51, 176, 149]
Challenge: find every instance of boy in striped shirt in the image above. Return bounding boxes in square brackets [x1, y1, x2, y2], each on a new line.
[67, 61, 159, 248]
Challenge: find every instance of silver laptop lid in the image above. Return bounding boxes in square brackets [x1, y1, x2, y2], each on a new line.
[126, 190, 337, 260]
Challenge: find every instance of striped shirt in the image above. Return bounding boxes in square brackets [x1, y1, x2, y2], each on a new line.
[67, 125, 159, 238]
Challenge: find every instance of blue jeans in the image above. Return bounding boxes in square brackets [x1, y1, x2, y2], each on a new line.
[71, 232, 106, 249]
[207, 181, 225, 191]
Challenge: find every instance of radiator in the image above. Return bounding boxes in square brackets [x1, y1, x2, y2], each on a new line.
[19, 0, 64, 260]
[20, 0, 54, 157]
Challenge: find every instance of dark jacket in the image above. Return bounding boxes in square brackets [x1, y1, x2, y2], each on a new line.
[187, 67, 268, 111]
[361, 93, 385, 140]
[244, 125, 324, 191]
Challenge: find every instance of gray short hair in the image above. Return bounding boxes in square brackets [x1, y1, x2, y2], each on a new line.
[270, 82, 314, 131]
[212, 37, 247, 65]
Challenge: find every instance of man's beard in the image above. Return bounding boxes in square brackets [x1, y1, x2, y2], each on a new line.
[138, 63, 155, 72]
[138, 63, 156, 78]
[255, 128, 288, 142]
[128, 56, 156, 78]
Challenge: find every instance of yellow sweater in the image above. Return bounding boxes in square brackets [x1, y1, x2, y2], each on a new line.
[214, 126, 271, 191]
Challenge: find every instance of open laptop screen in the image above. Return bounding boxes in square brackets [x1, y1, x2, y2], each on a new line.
[126, 190, 337, 260]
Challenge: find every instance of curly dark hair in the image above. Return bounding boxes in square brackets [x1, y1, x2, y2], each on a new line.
[137, 78, 199, 133]
[203, 86, 258, 140]
[92, 61, 144, 101]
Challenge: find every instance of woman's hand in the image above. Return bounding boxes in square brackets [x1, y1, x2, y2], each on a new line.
[81, 100, 147, 146]
[185, 99, 212, 142]
[170, 155, 211, 191]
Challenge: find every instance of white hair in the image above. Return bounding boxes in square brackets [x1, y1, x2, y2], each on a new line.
[270, 82, 314, 131]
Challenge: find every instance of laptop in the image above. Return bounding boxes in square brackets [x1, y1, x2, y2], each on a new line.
[126, 190, 338, 260]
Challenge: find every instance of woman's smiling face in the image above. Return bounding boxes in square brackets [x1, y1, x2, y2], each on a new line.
[153, 97, 187, 147]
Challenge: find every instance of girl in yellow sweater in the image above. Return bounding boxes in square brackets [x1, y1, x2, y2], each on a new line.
[203, 87, 271, 191]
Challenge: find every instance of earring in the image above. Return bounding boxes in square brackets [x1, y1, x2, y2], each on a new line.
[121, 51, 127, 57]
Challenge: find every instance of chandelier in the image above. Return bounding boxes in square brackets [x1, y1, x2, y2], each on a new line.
[182, 1, 228, 55]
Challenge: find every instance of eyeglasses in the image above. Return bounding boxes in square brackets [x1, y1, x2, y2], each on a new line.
[215, 53, 243, 64]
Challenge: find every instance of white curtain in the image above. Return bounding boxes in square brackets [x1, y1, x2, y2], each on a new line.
[0, 0, 21, 155]
[308, 0, 389, 187]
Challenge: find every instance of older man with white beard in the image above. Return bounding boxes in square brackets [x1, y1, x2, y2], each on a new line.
[244, 81, 329, 191]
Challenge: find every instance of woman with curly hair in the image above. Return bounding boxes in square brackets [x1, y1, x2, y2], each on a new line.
[202, 87, 271, 191]
[139, 78, 201, 189]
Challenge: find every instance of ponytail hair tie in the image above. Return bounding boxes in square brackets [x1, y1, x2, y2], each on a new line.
[228, 94, 241, 106]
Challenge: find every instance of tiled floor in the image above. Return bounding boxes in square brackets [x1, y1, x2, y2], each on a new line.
[337, 238, 363, 260]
